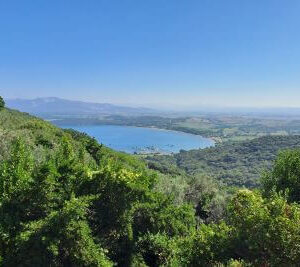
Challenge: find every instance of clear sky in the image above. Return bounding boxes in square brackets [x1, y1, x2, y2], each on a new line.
[1, 0, 300, 109]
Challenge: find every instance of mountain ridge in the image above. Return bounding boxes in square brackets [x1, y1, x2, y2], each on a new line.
[5, 97, 156, 116]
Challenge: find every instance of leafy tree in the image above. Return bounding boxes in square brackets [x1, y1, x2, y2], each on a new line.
[185, 175, 227, 223]
[0, 137, 113, 266]
[181, 222, 232, 266]
[9, 196, 112, 266]
[0, 138, 33, 200]
[227, 189, 300, 265]
[262, 149, 300, 203]
[0, 96, 4, 109]
[132, 194, 196, 239]
[0, 139, 35, 262]
[136, 233, 180, 267]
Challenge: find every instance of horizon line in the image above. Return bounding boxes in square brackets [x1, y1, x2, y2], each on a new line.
[5, 96, 300, 111]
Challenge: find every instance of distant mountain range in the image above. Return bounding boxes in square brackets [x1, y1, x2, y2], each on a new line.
[5, 97, 156, 116]
[6, 97, 300, 119]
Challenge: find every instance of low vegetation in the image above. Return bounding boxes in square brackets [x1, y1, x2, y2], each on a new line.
[146, 135, 300, 187]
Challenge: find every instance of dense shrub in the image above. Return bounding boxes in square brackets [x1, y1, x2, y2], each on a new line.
[262, 149, 300, 203]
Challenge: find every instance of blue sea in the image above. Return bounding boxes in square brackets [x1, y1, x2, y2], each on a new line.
[64, 125, 214, 154]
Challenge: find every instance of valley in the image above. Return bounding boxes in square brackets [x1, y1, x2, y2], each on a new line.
[1, 99, 300, 265]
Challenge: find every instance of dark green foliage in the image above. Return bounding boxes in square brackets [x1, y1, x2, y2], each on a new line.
[154, 172, 227, 224]
[132, 195, 196, 238]
[181, 222, 233, 266]
[11, 197, 112, 267]
[226, 190, 300, 266]
[147, 135, 300, 187]
[0, 137, 111, 266]
[178, 190, 300, 266]
[0, 96, 4, 109]
[0, 135, 195, 266]
[184, 175, 227, 223]
[0, 138, 33, 199]
[136, 233, 180, 266]
[262, 149, 300, 203]
[64, 128, 104, 164]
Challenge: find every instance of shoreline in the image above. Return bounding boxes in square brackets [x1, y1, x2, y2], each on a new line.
[59, 123, 217, 145]
[59, 123, 216, 155]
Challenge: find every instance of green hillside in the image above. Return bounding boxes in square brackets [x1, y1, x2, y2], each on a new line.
[146, 135, 300, 187]
[1, 105, 300, 266]
[0, 108, 68, 161]
[0, 108, 142, 169]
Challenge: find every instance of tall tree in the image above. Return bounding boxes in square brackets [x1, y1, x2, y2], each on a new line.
[0, 96, 5, 109]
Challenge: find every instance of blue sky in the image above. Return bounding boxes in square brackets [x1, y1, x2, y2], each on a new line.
[1, 0, 300, 109]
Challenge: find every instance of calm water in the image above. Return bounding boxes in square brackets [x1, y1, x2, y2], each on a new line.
[65, 125, 214, 154]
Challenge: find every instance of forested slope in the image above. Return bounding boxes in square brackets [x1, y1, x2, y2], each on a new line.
[0, 108, 137, 169]
[0, 108, 82, 162]
[1, 105, 300, 266]
[146, 135, 300, 187]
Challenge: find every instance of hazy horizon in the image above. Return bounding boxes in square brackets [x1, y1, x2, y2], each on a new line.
[6, 96, 300, 114]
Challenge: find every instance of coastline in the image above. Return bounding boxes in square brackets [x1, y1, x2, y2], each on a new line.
[60, 123, 216, 144]
[59, 124, 216, 155]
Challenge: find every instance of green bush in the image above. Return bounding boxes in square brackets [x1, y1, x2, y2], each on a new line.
[136, 233, 180, 267]
[227, 190, 300, 265]
[262, 149, 300, 203]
